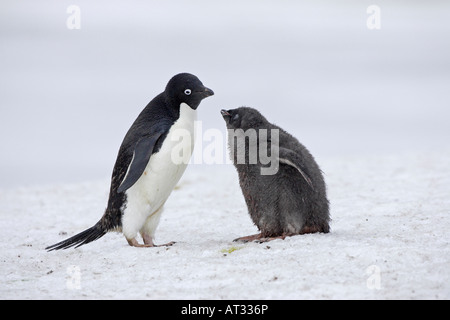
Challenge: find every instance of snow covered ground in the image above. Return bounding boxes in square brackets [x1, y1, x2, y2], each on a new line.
[1, 152, 449, 299]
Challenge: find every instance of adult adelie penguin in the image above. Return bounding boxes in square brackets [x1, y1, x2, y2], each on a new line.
[46, 73, 213, 250]
[221, 107, 330, 243]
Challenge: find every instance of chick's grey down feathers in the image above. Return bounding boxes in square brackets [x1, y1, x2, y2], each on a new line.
[222, 107, 330, 240]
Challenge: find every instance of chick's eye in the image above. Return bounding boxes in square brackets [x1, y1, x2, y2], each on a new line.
[232, 113, 240, 121]
[184, 89, 192, 95]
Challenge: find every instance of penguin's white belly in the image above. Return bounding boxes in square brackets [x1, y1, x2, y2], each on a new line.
[122, 103, 196, 239]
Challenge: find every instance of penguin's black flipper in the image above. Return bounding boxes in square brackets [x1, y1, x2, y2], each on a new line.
[278, 147, 315, 191]
[117, 132, 165, 193]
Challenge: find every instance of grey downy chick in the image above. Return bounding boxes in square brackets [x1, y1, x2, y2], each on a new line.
[221, 107, 330, 243]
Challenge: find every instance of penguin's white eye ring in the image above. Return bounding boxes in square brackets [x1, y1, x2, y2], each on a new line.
[184, 89, 192, 96]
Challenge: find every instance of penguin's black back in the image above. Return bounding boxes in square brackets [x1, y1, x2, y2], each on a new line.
[97, 92, 179, 230]
[46, 91, 178, 251]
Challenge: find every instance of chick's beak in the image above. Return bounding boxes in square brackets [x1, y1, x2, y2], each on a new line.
[220, 109, 231, 117]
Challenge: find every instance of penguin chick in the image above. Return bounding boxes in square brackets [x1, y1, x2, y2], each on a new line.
[46, 73, 214, 250]
[221, 107, 330, 243]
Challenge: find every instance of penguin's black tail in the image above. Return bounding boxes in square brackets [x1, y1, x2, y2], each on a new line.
[46, 222, 107, 251]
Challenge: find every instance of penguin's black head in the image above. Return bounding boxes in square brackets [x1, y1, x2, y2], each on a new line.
[221, 107, 269, 130]
[165, 73, 214, 110]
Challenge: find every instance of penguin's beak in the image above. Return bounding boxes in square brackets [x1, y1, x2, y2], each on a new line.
[220, 109, 231, 117]
[201, 87, 214, 98]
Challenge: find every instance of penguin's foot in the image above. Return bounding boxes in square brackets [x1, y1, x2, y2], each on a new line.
[233, 233, 263, 243]
[142, 234, 176, 247]
[233, 233, 289, 243]
[155, 241, 176, 247]
[126, 237, 176, 248]
[127, 238, 153, 247]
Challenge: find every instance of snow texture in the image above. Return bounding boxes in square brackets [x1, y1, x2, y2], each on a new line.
[1, 153, 449, 299]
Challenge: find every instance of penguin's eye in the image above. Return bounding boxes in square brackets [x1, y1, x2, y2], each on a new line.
[232, 113, 240, 122]
[184, 89, 192, 96]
